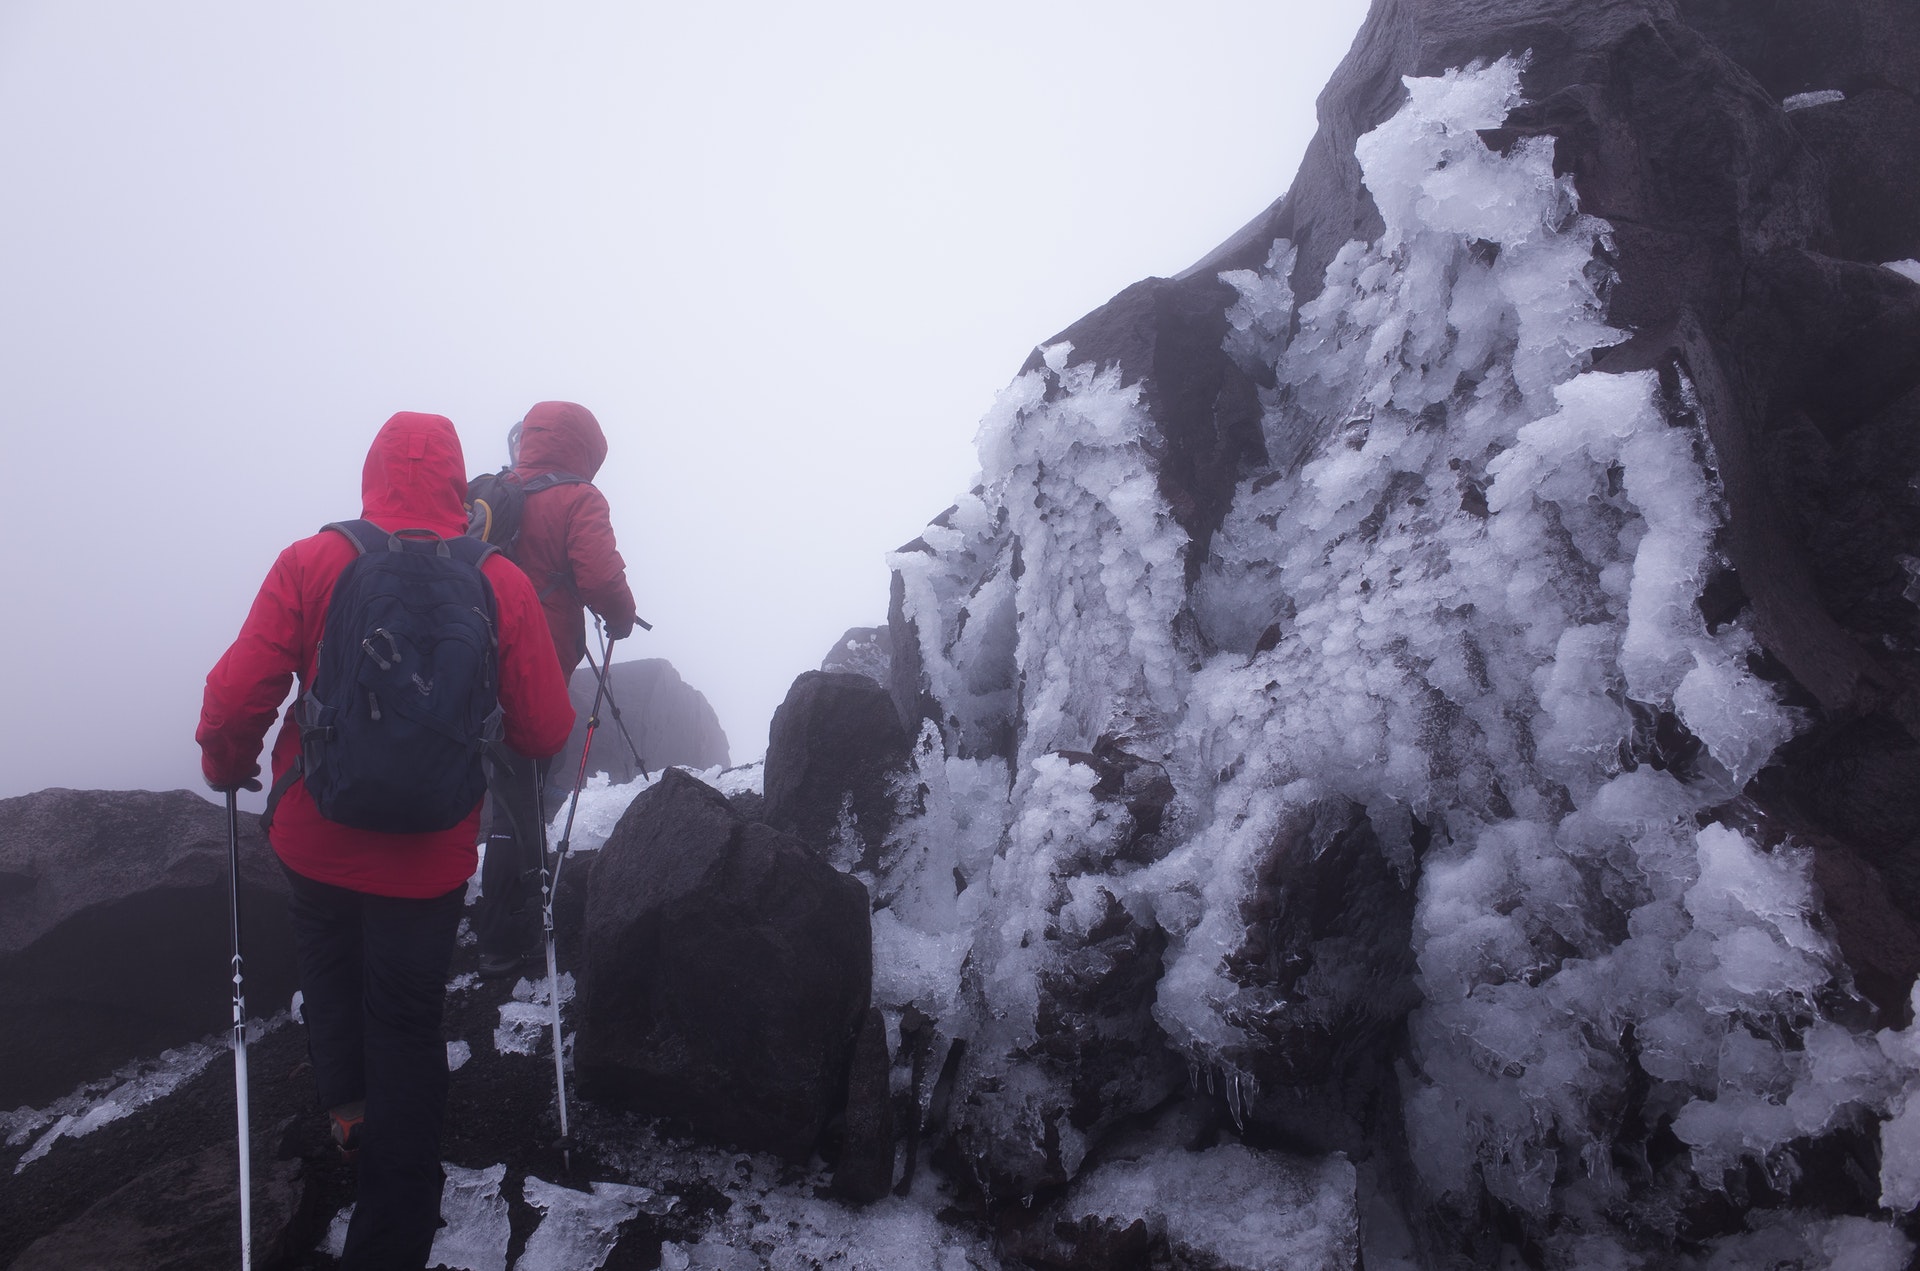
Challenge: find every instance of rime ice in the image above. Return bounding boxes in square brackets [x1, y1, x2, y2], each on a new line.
[873, 55, 1920, 1262]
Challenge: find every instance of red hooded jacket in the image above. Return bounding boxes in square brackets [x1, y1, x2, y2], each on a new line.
[509, 401, 640, 677]
[197, 413, 576, 898]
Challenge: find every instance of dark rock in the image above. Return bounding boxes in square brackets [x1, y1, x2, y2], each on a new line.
[1221, 799, 1418, 1155]
[821, 626, 894, 685]
[10, 1139, 305, 1271]
[762, 671, 913, 871]
[1027, 275, 1268, 579]
[831, 1006, 896, 1202]
[951, 748, 1184, 1196]
[887, 566, 940, 738]
[0, 788, 299, 1107]
[543, 658, 729, 803]
[1049, 736, 1177, 865]
[575, 768, 872, 1161]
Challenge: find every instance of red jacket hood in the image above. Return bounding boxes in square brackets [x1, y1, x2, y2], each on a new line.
[515, 400, 607, 481]
[361, 411, 469, 536]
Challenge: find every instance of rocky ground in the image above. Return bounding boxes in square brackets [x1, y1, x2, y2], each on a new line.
[1, 871, 997, 1271]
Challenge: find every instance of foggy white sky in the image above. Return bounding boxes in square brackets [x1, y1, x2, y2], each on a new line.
[0, 1, 1367, 801]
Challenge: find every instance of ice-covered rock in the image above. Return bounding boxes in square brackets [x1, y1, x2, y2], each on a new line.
[864, 0, 1920, 1261]
[762, 670, 913, 871]
[822, 626, 894, 685]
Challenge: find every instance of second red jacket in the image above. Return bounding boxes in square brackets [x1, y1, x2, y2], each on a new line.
[510, 400, 640, 676]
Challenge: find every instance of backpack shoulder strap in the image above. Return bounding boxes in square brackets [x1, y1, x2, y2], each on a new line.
[321, 520, 386, 556]
[445, 535, 500, 569]
[520, 471, 589, 495]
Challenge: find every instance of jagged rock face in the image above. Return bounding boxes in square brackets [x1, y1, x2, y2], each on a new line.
[543, 657, 729, 800]
[575, 768, 872, 1162]
[0, 788, 298, 1106]
[763, 671, 913, 871]
[870, 0, 1920, 1264]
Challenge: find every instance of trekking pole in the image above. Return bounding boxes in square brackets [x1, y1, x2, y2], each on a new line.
[223, 791, 253, 1271]
[542, 636, 617, 1172]
[534, 772, 573, 1173]
[582, 627, 649, 778]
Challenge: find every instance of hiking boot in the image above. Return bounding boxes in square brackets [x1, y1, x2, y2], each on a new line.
[478, 948, 537, 981]
[329, 1102, 365, 1163]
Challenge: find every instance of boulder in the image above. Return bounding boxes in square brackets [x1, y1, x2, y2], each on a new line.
[762, 671, 912, 871]
[821, 625, 894, 685]
[543, 658, 729, 803]
[575, 768, 871, 1161]
[9, 1140, 306, 1271]
[0, 788, 299, 1107]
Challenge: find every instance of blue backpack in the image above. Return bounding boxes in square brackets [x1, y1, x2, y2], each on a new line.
[264, 521, 506, 834]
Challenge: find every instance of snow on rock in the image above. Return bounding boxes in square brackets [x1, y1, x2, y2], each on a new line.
[494, 972, 575, 1057]
[1782, 89, 1847, 110]
[1885, 258, 1920, 284]
[448, 1038, 472, 1072]
[657, 1182, 999, 1271]
[547, 763, 762, 856]
[517, 1176, 655, 1271]
[1061, 1141, 1358, 1271]
[7, 1016, 287, 1174]
[6, 1038, 221, 1172]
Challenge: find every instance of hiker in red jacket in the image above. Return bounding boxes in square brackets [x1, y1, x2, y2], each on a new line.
[473, 399, 639, 978]
[198, 412, 574, 1271]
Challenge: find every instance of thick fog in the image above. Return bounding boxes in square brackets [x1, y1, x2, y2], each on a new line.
[0, 1, 1366, 802]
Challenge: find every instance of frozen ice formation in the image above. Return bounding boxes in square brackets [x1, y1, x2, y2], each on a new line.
[430, 1163, 512, 1271]
[1782, 89, 1847, 110]
[322, 1163, 511, 1270]
[869, 52, 1920, 1263]
[495, 971, 575, 1057]
[517, 1176, 654, 1271]
[7, 1039, 220, 1173]
[1062, 1140, 1358, 1271]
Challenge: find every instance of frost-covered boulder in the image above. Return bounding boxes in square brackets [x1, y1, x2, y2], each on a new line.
[762, 671, 912, 871]
[542, 658, 730, 803]
[575, 767, 871, 1161]
[999, 1102, 1360, 1271]
[0, 788, 297, 1106]
[868, 0, 1920, 1263]
[821, 625, 894, 685]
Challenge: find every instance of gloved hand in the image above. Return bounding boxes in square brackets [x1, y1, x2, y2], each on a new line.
[204, 766, 263, 795]
[602, 615, 634, 641]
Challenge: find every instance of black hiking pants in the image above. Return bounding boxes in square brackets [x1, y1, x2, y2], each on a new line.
[283, 865, 464, 1271]
[474, 745, 550, 961]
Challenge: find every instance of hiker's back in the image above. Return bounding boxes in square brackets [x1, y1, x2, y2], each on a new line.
[293, 520, 503, 834]
[488, 401, 639, 674]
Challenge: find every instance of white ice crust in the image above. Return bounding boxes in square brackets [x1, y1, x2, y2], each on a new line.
[869, 55, 1920, 1262]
